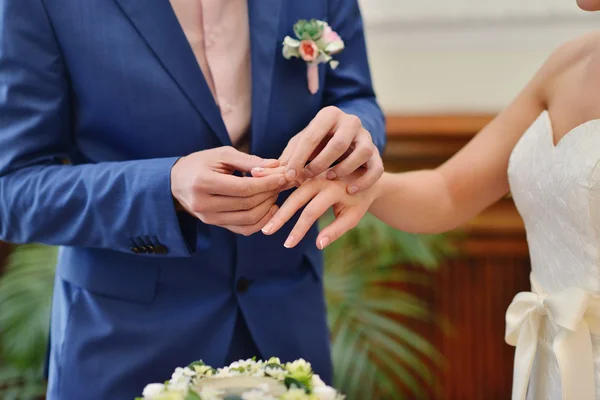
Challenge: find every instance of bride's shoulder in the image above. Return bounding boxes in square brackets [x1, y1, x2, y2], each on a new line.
[538, 32, 597, 82]
[528, 32, 598, 101]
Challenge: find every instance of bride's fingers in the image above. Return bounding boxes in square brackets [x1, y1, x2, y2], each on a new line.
[251, 165, 287, 177]
[260, 159, 280, 168]
[253, 166, 315, 189]
[261, 183, 319, 236]
[317, 207, 364, 250]
[283, 191, 338, 249]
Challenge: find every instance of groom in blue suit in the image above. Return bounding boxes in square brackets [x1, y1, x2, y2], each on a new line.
[0, 0, 385, 398]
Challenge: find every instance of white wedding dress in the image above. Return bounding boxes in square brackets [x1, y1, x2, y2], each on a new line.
[506, 110, 600, 400]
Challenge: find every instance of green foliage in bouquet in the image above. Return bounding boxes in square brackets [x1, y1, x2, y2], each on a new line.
[322, 214, 455, 399]
[0, 244, 57, 400]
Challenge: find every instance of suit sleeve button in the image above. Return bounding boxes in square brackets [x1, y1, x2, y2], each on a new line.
[130, 247, 140, 254]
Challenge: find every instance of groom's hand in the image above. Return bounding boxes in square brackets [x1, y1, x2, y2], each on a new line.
[280, 106, 384, 194]
[171, 146, 288, 236]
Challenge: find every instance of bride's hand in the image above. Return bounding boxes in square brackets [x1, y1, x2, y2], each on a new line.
[253, 168, 377, 249]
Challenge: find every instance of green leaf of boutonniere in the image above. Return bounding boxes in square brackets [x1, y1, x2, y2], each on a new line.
[293, 19, 324, 41]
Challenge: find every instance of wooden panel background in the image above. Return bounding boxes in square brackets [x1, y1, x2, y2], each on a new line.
[384, 115, 531, 399]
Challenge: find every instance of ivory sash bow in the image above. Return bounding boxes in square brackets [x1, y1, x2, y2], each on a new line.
[505, 277, 600, 400]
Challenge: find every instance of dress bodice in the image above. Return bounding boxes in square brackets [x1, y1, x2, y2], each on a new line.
[509, 110, 600, 293]
[507, 110, 600, 399]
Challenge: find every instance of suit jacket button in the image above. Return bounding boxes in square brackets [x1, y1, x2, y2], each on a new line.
[130, 247, 141, 254]
[146, 245, 156, 254]
[236, 278, 250, 294]
[154, 244, 169, 255]
[139, 245, 150, 254]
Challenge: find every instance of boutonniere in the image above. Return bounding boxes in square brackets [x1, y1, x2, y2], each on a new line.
[282, 19, 345, 95]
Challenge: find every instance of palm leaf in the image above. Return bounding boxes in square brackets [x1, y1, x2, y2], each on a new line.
[0, 244, 57, 398]
[371, 345, 428, 399]
[330, 320, 361, 390]
[323, 213, 455, 399]
[343, 341, 370, 398]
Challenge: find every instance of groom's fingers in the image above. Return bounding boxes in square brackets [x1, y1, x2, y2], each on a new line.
[222, 205, 280, 237]
[303, 116, 358, 178]
[208, 173, 285, 197]
[342, 151, 384, 194]
[285, 107, 339, 181]
[327, 137, 374, 179]
[221, 147, 279, 172]
[208, 195, 277, 226]
[278, 137, 297, 166]
[206, 190, 279, 212]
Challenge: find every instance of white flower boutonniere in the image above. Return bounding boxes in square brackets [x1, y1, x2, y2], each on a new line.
[282, 19, 345, 94]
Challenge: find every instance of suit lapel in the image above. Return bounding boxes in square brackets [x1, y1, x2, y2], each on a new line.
[248, 0, 283, 151]
[113, 0, 231, 146]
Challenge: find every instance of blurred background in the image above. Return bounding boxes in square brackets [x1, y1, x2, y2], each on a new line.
[351, 1, 600, 398]
[2, 1, 600, 399]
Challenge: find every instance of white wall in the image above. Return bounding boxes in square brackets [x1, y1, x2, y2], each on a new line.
[359, 1, 600, 113]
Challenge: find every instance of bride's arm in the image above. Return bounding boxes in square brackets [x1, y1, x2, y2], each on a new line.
[370, 87, 545, 234]
[369, 36, 588, 233]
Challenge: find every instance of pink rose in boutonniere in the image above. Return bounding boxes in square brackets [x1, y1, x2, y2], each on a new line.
[299, 40, 319, 62]
[282, 19, 345, 95]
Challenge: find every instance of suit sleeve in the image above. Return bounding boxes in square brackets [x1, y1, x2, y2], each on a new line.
[323, 0, 386, 153]
[0, 0, 196, 257]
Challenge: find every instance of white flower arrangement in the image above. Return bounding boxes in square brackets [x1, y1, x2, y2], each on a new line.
[137, 358, 344, 400]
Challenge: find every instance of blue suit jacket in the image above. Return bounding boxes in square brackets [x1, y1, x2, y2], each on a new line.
[0, 0, 385, 398]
